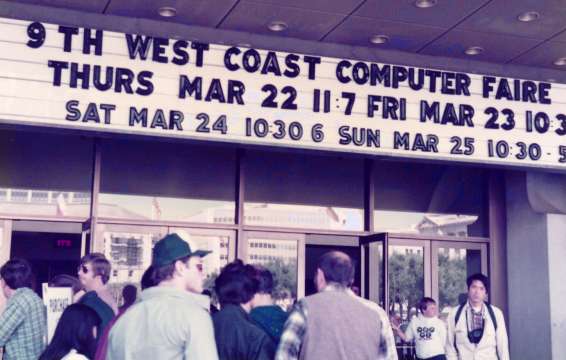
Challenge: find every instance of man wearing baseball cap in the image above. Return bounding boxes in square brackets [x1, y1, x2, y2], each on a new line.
[107, 233, 219, 360]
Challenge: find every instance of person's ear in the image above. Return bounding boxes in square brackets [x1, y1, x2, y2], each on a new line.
[174, 259, 187, 275]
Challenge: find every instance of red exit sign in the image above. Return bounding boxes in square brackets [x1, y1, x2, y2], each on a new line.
[55, 239, 73, 248]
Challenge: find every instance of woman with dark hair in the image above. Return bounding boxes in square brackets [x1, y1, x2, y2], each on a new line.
[212, 260, 276, 360]
[39, 304, 100, 360]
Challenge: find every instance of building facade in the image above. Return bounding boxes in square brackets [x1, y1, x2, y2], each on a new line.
[0, 1, 565, 359]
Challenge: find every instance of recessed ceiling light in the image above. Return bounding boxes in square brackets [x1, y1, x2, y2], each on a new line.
[554, 57, 566, 66]
[465, 46, 484, 56]
[517, 11, 540, 22]
[414, 0, 438, 9]
[370, 34, 390, 45]
[268, 21, 288, 32]
[158, 6, 177, 18]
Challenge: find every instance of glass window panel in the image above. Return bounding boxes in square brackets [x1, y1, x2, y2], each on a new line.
[244, 151, 363, 231]
[389, 244, 424, 359]
[99, 138, 235, 223]
[0, 130, 93, 220]
[374, 161, 487, 237]
[244, 237, 298, 310]
[97, 224, 233, 307]
[437, 247, 482, 320]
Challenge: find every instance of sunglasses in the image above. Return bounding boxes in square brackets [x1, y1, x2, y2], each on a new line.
[77, 265, 89, 274]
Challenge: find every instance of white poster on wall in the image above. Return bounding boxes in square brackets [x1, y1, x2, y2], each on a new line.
[42, 284, 73, 343]
[0, 17, 565, 170]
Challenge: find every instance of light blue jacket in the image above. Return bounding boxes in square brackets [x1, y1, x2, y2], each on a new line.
[107, 286, 219, 360]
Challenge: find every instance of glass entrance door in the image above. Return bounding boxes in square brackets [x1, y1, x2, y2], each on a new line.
[361, 233, 488, 360]
[240, 231, 305, 310]
[431, 241, 488, 321]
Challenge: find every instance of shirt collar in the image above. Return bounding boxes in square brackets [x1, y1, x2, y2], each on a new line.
[321, 283, 349, 293]
[140, 286, 210, 310]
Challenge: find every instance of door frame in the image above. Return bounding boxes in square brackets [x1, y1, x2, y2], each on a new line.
[430, 240, 488, 308]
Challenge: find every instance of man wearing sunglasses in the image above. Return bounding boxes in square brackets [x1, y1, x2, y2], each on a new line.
[77, 253, 117, 337]
[107, 233, 219, 360]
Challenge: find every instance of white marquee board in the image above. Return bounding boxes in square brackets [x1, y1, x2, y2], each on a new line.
[0, 17, 565, 170]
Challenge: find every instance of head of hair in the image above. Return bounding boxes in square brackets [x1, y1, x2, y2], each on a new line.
[80, 253, 111, 284]
[122, 284, 137, 306]
[141, 266, 156, 290]
[418, 297, 436, 313]
[317, 251, 355, 287]
[151, 256, 190, 285]
[49, 274, 82, 295]
[38, 304, 100, 360]
[215, 260, 258, 306]
[253, 266, 274, 295]
[466, 273, 489, 291]
[0, 258, 33, 290]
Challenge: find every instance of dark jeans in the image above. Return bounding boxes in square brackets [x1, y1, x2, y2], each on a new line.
[417, 355, 447, 360]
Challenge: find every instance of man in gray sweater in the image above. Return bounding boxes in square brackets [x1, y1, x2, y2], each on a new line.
[275, 251, 398, 360]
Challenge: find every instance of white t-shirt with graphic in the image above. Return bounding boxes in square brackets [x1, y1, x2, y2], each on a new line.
[404, 315, 447, 359]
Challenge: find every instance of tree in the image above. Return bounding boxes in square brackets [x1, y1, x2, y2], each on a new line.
[438, 253, 466, 310]
[388, 252, 424, 322]
[262, 258, 297, 300]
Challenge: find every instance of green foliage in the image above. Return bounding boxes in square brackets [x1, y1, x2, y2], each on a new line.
[262, 258, 297, 300]
[438, 253, 466, 309]
[388, 252, 424, 321]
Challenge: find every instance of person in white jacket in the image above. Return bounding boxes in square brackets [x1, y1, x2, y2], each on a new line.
[445, 273, 509, 360]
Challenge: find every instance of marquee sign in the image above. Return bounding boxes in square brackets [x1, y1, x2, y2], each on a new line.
[0, 17, 565, 170]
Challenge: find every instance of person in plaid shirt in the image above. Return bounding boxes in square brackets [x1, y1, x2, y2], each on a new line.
[0, 258, 47, 360]
[275, 251, 397, 360]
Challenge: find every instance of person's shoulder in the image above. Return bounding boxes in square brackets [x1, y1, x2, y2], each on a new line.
[78, 290, 98, 304]
[486, 303, 505, 318]
[12, 287, 42, 306]
[353, 294, 387, 315]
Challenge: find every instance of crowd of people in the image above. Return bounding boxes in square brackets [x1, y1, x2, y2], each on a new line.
[0, 232, 509, 360]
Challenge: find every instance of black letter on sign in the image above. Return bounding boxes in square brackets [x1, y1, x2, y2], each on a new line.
[83, 28, 103, 56]
[136, 71, 154, 96]
[303, 55, 321, 80]
[48, 60, 69, 86]
[191, 42, 210, 67]
[65, 100, 81, 121]
[27, 22, 46, 49]
[125, 34, 152, 60]
[58, 26, 79, 52]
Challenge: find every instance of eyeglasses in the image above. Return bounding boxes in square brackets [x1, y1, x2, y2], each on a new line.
[77, 265, 89, 274]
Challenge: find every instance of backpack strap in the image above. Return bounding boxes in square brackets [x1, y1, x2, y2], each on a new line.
[453, 303, 466, 356]
[485, 302, 498, 331]
[454, 302, 466, 326]
[485, 302, 500, 360]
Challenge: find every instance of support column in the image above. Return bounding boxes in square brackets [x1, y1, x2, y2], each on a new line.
[506, 171, 552, 359]
[547, 214, 566, 359]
